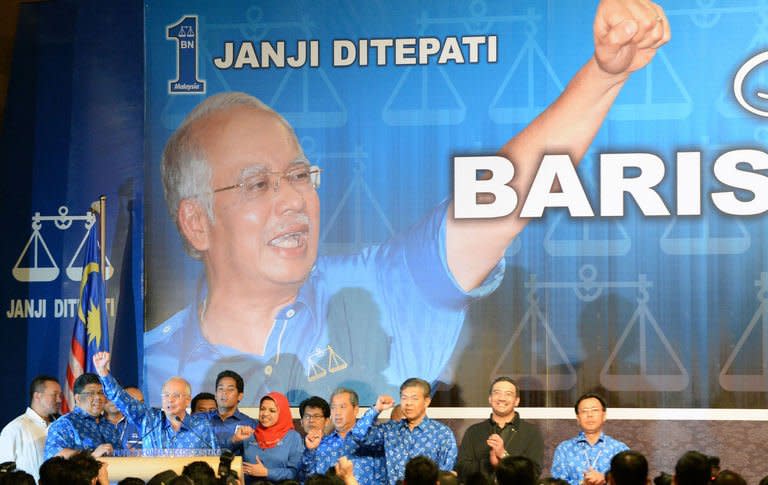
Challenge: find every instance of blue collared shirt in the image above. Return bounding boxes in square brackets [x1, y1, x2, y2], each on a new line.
[208, 409, 257, 455]
[144, 203, 504, 406]
[114, 417, 142, 450]
[101, 375, 218, 451]
[350, 408, 457, 485]
[550, 431, 629, 485]
[242, 429, 303, 484]
[301, 427, 385, 485]
[44, 407, 120, 459]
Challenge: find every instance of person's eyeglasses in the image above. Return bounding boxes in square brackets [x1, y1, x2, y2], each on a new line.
[578, 407, 602, 416]
[213, 161, 321, 199]
[79, 391, 105, 399]
[161, 392, 188, 400]
[302, 414, 326, 421]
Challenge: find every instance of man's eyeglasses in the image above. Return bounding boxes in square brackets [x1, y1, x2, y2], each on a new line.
[302, 414, 326, 421]
[161, 392, 189, 401]
[213, 161, 321, 199]
[79, 391, 105, 399]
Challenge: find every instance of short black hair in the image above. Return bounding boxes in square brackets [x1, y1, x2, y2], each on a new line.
[404, 456, 438, 485]
[495, 455, 537, 485]
[215, 370, 244, 393]
[400, 377, 431, 398]
[574, 392, 607, 414]
[0, 470, 36, 485]
[674, 451, 710, 485]
[191, 392, 216, 413]
[147, 470, 178, 485]
[712, 470, 746, 485]
[182, 460, 217, 485]
[29, 375, 58, 403]
[117, 478, 146, 485]
[489, 376, 519, 396]
[300, 396, 330, 418]
[610, 450, 648, 485]
[68, 451, 102, 482]
[72, 373, 101, 396]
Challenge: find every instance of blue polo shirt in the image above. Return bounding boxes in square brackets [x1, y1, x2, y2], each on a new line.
[44, 407, 120, 459]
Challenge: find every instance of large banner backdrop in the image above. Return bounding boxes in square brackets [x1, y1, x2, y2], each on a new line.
[142, 0, 768, 408]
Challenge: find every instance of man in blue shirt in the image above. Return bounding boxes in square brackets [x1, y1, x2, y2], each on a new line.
[145, 0, 670, 407]
[209, 369, 256, 455]
[551, 393, 629, 485]
[44, 373, 119, 459]
[105, 386, 144, 450]
[93, 352, 218, 451]
[350, 378, 457, 485]
[301, 387, 385, 484]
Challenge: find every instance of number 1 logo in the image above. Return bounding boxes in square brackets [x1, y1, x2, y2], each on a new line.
[166, 15, 206, 94]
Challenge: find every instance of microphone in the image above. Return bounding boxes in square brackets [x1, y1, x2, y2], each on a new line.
[135, 410, 166, 446]
[173, 415, 216, 450]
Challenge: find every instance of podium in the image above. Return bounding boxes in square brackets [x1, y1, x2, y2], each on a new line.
[101, 454, 242, 482]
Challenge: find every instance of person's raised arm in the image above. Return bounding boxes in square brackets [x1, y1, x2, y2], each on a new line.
[446, 0, 670, 291]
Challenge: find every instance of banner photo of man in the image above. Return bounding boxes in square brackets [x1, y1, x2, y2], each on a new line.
[143, 0, 768, 408]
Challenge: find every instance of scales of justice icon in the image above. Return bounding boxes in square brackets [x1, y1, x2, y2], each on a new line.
[12, 206, 113, 283]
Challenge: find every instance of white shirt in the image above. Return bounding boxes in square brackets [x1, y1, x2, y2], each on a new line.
[0, 407, 51, 480]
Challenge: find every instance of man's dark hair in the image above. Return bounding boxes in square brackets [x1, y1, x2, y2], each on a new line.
[39, 456, 72, 485]
[68, 451, 101, 483]
[147, 470, 178, 485]
[489, 376, 519, 395]
[215, 369, 244, 393]
[404, 456, 438, 485]
[168, 477, 194, 485]
[29, 375, 58, 403]
[305, 474, 345, 485]
[674, 451, 710, 485]
[72, 373, 101, 396]
[300, 396, 331, 418]
[182, 460, 217, 485]
[653, 473, 672, 485]
[117, 479, 146, 485]
[539, 478, 569, 485]
[0, 470, 36, 485]
[610, 450, 648, 485]
[400, 377, 431, 397]
[191, 392, 216, 413]
[438, 470, 459, 485]
[464, 472, 492, 485]
[712, 471, 746, 485]
[574, 392, 607, 414]
[495, 455, 537, 485]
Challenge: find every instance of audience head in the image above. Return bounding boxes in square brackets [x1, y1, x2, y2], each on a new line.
[674, 451, 710, 485]
[539, 478, 570, 485]
[182, 460, 217, 485]
[300, 396, 331, 434]
[495, 455, 537, 485]
[707, 456, 720, 481]
[712, 471, 745, 485]
[73, 373, 106, 417]
[464, 472, 492, 485]
[147, 470, 179, 485]
[438, 470, 459, 485]
[216, 370, 245, 412]
[68, 451, 104, 484]
[609, 450, 649, 485]
[0, 470, 36, 485]
[117, 479, 146, 485]
[330, 388, 359, 435]
[654, 473, 673, 485]
[29, 375, 62, 419]
[191, 392, 217, 414]
[399, 377, 432, 424]
[404, 455, 439, 485]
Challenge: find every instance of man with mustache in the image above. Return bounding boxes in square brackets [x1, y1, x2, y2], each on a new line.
[144, 0, 670, 405]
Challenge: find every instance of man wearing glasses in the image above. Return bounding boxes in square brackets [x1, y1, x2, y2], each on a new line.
[0, 376, 62, 480]
[44, 373, 118, 459]
[299, 396, 331, 437]
[455, 377, 543, 481]
[551, 393, 629, 485]
[144, 0, 670, 406]
[92, 351, 217, 450]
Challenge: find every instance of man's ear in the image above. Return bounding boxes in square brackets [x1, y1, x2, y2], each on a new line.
[177, 199, 211, 252]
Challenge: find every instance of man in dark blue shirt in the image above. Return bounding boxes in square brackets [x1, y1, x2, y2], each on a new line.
[209, 370, 256, 455]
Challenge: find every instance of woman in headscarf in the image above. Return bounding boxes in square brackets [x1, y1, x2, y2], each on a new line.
[233, 391, 303, 483]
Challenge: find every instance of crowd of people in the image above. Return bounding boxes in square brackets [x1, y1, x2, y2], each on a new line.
[1, 354, 767, 485]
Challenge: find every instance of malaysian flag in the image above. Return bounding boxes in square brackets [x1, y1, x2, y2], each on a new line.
[62, 218, 110, 413]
